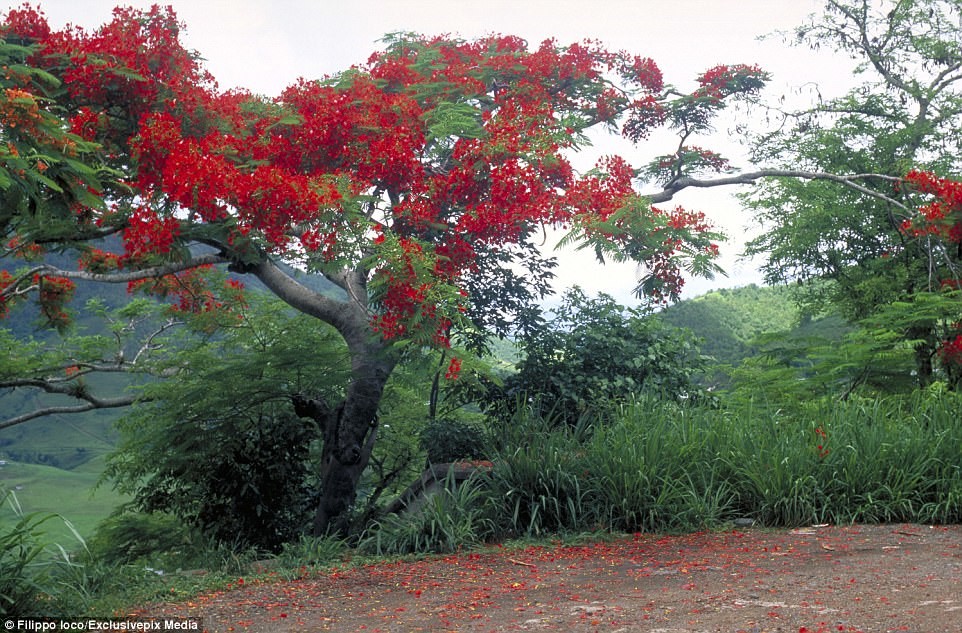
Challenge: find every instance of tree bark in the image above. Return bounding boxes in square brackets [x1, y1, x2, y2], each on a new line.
[304, 342, 395, 536]
[255, 258, 399, 536]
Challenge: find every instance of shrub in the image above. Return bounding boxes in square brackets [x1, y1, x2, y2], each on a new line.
[86, 512, 203, 567]
[487, 288, 707, 427]
[419, 418, 488, 465]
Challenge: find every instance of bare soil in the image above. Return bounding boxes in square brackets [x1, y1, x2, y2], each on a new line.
[141, 524, 962, 632]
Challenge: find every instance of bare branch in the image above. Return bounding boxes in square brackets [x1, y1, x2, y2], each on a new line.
[41, 253, 228, 283]
[0, 395, 141, 431]
[644, 169, 908, 212]
[0, 254, 227, 306]
[131, 318, 184, 365]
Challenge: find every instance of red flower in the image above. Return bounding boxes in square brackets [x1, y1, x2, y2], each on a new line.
[444, 357, 462, 380]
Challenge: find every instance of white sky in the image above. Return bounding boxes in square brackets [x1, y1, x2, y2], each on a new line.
[32, 0, 856, 304]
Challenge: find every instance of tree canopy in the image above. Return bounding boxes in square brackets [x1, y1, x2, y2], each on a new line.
[742, 0, 962, 387]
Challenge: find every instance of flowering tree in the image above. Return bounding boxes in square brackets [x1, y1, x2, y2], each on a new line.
[899, 170, 962, 387]
[741, 0, 962, 388]
[0, 5, 865, 534]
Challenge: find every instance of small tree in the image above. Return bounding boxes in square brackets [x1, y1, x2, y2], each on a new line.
[490, 288, 706, 426]
[742, 0, 962, 387]
[105, 296, 348, 550]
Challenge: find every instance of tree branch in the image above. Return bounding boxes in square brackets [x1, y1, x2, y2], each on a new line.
[644, 169, 909, 212]
[252, 258, 366, 337]
[0, 254, 228, 303]
[0, 394, 142, 431]
[44, 253, 228, 284]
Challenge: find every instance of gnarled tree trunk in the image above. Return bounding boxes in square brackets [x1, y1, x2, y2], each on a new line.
[294, 341, 396, 536]
[253, 259, 400, 536]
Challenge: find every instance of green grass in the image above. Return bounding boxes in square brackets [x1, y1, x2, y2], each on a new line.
[0, 458, 128, 542]
[485, 390, 962, 536]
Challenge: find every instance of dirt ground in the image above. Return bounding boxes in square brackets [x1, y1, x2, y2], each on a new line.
[142, 523, 962, 633]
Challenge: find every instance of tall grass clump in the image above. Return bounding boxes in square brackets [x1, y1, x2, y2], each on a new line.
[486, 406, 598, 536]
[486, 396, 741, 535]
[358, 469, 496, 555]
[0, 493, 55, 617]
[586, 398, 737, 532]
[718, 388, 962, 526]
[0, 492, 113, 617]
[486, 389, 962, 536]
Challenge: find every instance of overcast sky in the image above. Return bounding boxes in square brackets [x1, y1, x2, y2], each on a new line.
[32, 0, 854, 304]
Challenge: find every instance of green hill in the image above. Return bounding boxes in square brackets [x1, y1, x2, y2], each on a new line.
[0, 456, 129, 541]
[660, 283, 850, 370]
[661, 284, 795, 363]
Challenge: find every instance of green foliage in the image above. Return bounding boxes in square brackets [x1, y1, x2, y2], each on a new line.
[490, 287, 707, 427]
[0, 39, 119, 240]
[275, 534, 347, 572]
[741, 0, 962, 382]
[0, 493, 53, 616]
[484, 389, 962, 536]
[719, 390, 962, 526]
[357, 470, 495, 555]
[419, 418, 487, 465]
[0, 491, 109, 617]
[724, 289, 962, 401]
[85, 512, 202, 567]
[104, 294, 350, 552]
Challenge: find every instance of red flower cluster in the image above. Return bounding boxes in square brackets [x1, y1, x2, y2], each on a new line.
[444, 357, 462, 381]
[35, 274, 75, 330]
[0, 6, 756, 344]
[814, 426, 830, 459]
[937, 334, 962, 375]
[902, 170, 962, 244]
[123, 206, 181, 260]
[78, 249, 123, 273]
[695, 64, 768, 100]
[128, 267, 246, 320]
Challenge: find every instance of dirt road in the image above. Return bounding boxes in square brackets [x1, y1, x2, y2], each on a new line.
[145, 524, 962, 633]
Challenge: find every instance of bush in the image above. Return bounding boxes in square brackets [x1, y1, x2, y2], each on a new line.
[419, 418, 488, 465]
[275, 534, 347, 571]
[104, 299, 348, 553]
[488, 288, 708, 427]
[86, 512, 203, 567]
[486, 406, 595, 536]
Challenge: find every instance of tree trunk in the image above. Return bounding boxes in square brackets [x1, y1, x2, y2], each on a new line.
[913, 333, 935, 389]
[294, 339, 396, 537]
[251, 259, 399, 536]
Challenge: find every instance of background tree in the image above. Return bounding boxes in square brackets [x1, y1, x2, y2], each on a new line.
[487, 288, 707, 427]
[1, 6, 776, 534]
[741, 0, 962, 387]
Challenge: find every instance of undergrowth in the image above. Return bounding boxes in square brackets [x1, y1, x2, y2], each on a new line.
[7, 389, 961, 616]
